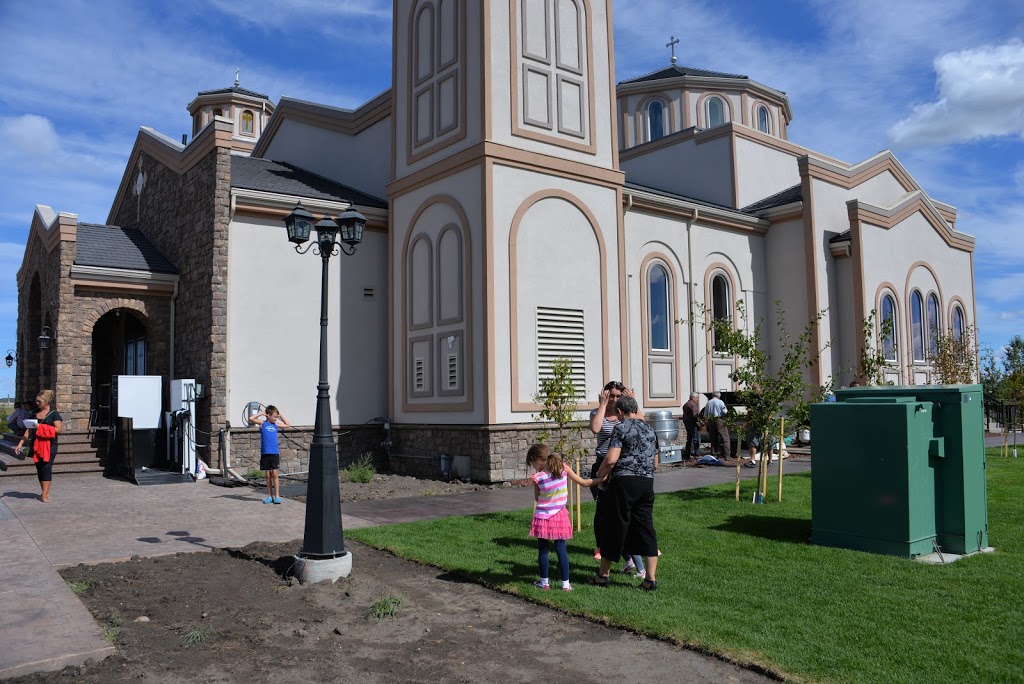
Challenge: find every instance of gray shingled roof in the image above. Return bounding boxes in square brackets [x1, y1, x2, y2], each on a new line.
[620, 64, 748, 85]
[75, 224, 178, 274]
[231, 156, 388, 209]
[197, 85, 270, 100]
[624, 181, 744, 214]
[740, 184, 803, 213]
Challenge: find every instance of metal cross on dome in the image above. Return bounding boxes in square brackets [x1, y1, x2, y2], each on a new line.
[666, 36, 680, 65]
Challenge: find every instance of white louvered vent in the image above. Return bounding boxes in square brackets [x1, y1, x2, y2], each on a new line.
[414, 357, 425, 392]
[536, 307, 586, 397]
[447, 354, 458, 389]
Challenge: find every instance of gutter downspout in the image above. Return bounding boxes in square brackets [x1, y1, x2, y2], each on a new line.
[624, 191, 634, 383]
[687, 208, 698, 392]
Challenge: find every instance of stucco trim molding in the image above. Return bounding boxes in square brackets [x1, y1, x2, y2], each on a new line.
[847, 193, 975, 253]
[251, 92, 392, 158]
[16, 207, 78, 287]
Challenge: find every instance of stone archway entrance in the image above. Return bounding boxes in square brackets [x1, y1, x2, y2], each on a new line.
[90, 309, 149, 428]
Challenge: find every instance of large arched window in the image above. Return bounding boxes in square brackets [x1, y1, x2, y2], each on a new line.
[952, 305, 965, 342]
[881, 294, 898, 362]
[711, 273, 731, 353]
[706, 96, 725, 128]
[911, 290, 925, 362]
[927, 293, 941, 358]
[757, 105, 771, 134]
[647, 100, 665, 142]
[648, 263, 670, 351]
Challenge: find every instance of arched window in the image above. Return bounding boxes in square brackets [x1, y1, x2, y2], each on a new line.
[648, 264, 670, 351]
[706, 97, 725, 128]
[711, 273, 731, 353]
[911, 291, 925, 362]
[952, 305, 965, 342]
[757, 106, 771, 134]
[927, 293, 940, 358]
[881, 294, 898, 362]
[213, 108, 223, 117]
[647, 100, 665, 142]
[241, 110, 254, 135]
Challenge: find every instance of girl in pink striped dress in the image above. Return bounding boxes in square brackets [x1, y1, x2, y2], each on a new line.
[527, 444, 594, 591]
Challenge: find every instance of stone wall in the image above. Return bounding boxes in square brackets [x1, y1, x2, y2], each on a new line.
[108, 143, 232, 463]
[15, 224, 67, 406]
[226, 424, 388, 475]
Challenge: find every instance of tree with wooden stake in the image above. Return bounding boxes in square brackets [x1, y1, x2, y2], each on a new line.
[533, 356, 588, 530]
[932, 324, 978, 385]
[694, 301, 828, 503]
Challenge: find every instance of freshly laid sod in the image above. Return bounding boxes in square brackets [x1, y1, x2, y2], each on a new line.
[350, 452, 1024, 684]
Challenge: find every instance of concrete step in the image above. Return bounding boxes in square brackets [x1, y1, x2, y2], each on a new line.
[0, 458, 105, 479]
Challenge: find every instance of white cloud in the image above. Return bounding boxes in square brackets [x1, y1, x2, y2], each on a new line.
[888, 42, 1024, 147]
[0, 115, 60, 159]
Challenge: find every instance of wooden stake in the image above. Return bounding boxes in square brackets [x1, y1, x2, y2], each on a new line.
[575, 457, 582, 531]
[735, 426, 742, 501]
[778, 417, 785, 502]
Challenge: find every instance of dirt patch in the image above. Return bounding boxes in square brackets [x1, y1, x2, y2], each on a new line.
[10, 540, 771, 684]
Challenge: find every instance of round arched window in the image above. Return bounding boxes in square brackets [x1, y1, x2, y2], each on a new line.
[711, 273, 731, 352]
[707, 97, 725, 128]
[647, 100, 665, 142]
[757, 106, 771, 134]
[911, 291, 925, 362]
[648, 264, 670, 351]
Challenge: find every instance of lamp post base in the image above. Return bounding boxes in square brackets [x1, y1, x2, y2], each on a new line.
[293, 551, 352, 584]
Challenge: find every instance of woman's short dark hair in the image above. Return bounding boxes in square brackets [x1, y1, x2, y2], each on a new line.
[615, 395, 639, 415]
[603, 380, 625, 392]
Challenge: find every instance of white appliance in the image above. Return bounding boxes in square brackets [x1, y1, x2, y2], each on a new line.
[170, 379, 197, 476]
[115, 375, 163, 429]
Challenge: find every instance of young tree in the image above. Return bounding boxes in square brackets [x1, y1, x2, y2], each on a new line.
[979, 346, 1005, 397]
[932, 324, 978, 384]
[857, 309, 896, 385]
[697, 301, 828, 502]
[532, 356, 588, 464]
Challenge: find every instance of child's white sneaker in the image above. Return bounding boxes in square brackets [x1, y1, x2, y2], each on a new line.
[621, 558, 636, 574]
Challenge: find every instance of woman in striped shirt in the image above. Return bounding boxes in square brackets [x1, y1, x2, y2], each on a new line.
[527, 444, 594, 591]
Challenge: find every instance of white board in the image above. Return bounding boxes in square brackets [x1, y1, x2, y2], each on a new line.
[116, 375, 163, 429]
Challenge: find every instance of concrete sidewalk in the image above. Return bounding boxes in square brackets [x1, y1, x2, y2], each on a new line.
[0, 458, 810, 678]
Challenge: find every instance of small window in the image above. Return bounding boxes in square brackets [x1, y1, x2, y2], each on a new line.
[881, 295, 898, 362]
[952, 305, 965, 342]
[707, 97, 725, 128]
[927, 293, 940, 358]
[241, 110, 254, 135]
[648, 264, 670, 351]
[213, 108, 223, 118]
[911, 291, 925, 362]
[757, 106, 771, 134]
[647, 100, 665, 142]
[711, 273, 731, 353]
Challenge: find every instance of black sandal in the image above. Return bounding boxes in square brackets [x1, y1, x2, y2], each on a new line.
[588, 574, 610, 587]
[640, 578, 657, 591]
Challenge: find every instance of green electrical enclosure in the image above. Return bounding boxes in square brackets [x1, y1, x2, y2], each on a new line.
[810, 384, 988, 558]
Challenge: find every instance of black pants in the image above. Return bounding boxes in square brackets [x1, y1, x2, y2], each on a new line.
[710, 418, 730, 459]
[683, 421, 699, 458]
[35, 457, 54, 482]
[596, 476, 658, 562]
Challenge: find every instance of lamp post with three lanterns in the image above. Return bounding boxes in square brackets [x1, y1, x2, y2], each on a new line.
[282, 202, 365, 582]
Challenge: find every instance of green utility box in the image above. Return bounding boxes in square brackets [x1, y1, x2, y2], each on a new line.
[811, 397, 942, 557]
[835, 384, 988, 554]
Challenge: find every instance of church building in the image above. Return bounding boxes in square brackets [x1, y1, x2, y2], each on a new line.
[13, 1, 976, 482]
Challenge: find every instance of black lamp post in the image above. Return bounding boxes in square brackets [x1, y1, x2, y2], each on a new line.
[283, 202, 365, 566]
[38, 327, 53, 350]
[4, 350, 14, 368]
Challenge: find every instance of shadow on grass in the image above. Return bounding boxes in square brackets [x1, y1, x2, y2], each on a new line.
[711, 515, 811, 544]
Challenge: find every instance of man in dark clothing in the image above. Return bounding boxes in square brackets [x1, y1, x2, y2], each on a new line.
[682, 392, 701, 459]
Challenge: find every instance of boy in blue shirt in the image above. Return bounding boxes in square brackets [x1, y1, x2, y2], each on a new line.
[248, 405, 291, 504]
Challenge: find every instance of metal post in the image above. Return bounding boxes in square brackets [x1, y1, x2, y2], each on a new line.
[300, 243, 346, 560]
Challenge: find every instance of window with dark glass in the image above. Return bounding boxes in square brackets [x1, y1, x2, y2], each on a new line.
[649, 264, 670, 351]
[911, 291, 925, 362]
[707, 97, 724, 128]
[757, 106, 770, 134]
[881, 295, 898, 362]
[953, 306, 965, 341]
[711, 273, 730, 353]
[648, 100, 665, 141]
[927, 293, 940, 358]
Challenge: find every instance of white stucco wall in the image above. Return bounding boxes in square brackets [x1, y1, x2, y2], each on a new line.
[620, 135, 734, 206]
[226, 214, 388, 427]
[259, 118, 392, 201]
[490, 164, 621, 424]
[763, 218, 810, 379]
[487, 0, 617, 170]
[734, 137, 800, 209]
[390, 165, 486, 423]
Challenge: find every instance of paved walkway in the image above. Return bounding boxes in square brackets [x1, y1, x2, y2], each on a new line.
[0, 459, 811, 678]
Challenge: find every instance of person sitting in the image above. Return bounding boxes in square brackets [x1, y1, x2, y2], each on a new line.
[6, 400, 33, 434]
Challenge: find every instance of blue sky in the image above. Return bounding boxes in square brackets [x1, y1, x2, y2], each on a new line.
[1, 0, 1023, 398]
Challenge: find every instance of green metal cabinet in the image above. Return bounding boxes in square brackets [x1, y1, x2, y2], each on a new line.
[835, 384, 988, 554]
[811, 397, 941, 557]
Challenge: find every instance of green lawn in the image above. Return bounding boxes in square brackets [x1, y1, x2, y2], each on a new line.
[349, 450, 1024, 684]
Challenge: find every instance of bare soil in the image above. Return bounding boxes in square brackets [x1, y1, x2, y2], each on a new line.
[7, 471, 771, 684]
[283, 473, 508, 504]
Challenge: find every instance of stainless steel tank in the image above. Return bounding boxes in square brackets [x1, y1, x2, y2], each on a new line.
[645, 409, 679, 442]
